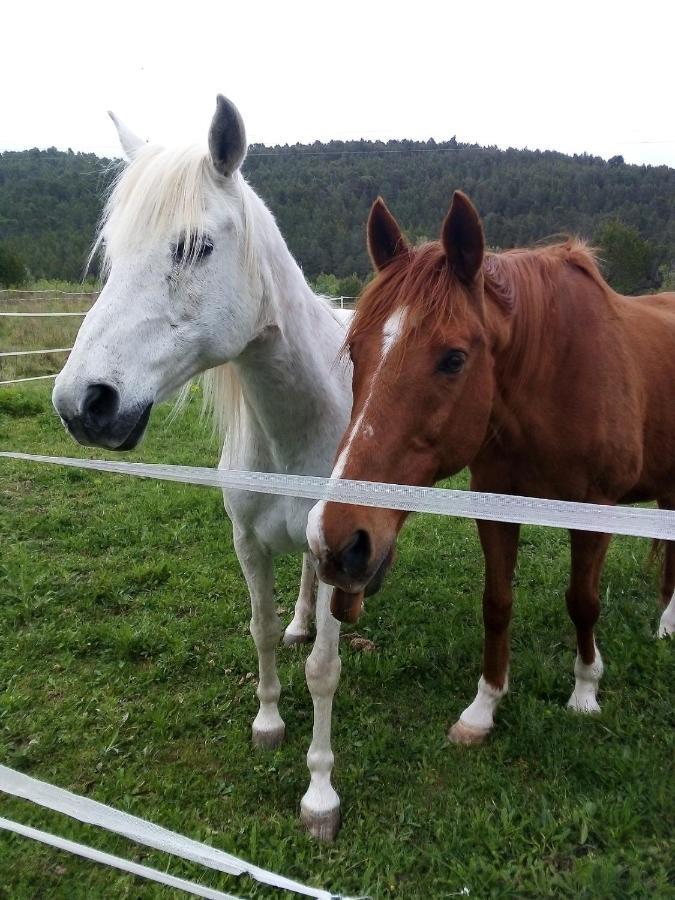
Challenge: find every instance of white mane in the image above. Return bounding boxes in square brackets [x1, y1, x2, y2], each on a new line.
[94, 142, 264, 464]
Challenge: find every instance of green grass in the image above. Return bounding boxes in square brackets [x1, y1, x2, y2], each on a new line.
[0, 386, 673, 899]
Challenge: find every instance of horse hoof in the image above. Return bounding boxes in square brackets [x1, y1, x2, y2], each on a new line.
[252, 723, 285, 749]
[447, 719, 490, 746]
[301, 804, 341, 842]
[567, 693, 601, 714]
[283, 627, 312, 646]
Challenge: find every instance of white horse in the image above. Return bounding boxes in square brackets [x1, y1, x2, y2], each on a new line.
[52, 95, 352, 840]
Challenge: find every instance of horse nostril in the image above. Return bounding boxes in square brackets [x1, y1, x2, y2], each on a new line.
[338, 529, 371, 579]
[82, 383, 120, 430]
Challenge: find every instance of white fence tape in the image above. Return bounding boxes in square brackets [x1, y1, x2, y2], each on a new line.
[0, 817, 244, 900]
[0, 767, 353, 899]
[1, 451, 674, 540]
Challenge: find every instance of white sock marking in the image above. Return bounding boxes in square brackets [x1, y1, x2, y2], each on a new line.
[567, 642, 603, 713]
[658, 593, 675, 638]
[459, 674, 508, 732]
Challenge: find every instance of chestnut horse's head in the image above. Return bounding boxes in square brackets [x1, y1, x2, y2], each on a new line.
[308, 191, 496, 596]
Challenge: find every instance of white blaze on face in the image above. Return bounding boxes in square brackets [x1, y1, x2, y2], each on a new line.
[306, 307, 407, 558]
[381, 306, 407, 358]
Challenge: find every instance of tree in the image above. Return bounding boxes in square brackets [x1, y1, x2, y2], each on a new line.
[336, 274, 364, 298]
[313, 273, 340, 297]
[0, 244, 26, 287]
[594, 219, 656, 295]
[2, 144, 674, 283]
[658, 263, 675, 291]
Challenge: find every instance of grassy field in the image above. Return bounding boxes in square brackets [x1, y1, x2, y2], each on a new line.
[0, 384, 673, 899]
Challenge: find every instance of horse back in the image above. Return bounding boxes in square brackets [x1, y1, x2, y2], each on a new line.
[479, 279, 675, 504]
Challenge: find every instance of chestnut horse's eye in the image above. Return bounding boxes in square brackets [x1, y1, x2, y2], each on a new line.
[437, 349, 467, 375]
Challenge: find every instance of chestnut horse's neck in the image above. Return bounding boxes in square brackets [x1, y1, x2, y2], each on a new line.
[483, 240, 613, 401]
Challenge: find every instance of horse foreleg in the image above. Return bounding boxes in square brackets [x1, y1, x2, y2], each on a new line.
[449, 521, 520, 746]
[657, 499, 675, 638]
[658, 540, 675, 637]
[566, 530, 611, 713]
[283, 552, 317, 645]
[301, 581, 342, 841]
[234, 531, 285, 748]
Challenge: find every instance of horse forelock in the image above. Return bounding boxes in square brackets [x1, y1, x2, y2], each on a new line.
[346, 243, 460, 353]
[92, 143, 252, 273]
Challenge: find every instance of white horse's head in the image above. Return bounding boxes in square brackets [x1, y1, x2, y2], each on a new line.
[53, 96, 263, 450]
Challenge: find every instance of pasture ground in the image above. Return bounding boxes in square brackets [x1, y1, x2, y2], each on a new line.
[0, 385, 673, 899]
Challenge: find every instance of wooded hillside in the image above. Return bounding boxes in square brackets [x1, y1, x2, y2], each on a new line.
[1, 140, 673, 290]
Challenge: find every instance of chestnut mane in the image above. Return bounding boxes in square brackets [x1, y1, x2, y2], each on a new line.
[347, 238, 612, 386]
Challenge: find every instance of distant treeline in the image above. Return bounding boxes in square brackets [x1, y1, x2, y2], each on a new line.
[1, 140, 674, 293]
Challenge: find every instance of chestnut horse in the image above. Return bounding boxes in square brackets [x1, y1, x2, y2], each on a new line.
[308, 191, 675, 745]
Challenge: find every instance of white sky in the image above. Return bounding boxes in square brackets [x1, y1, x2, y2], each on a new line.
[2, 0, 674, 167]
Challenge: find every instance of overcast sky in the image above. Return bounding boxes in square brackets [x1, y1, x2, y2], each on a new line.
[2, 0, 673, 167]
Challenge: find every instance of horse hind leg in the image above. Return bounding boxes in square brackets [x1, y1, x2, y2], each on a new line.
[657, 499, 675, 638]
[283, 552, 317, 645]
[566, 530, 611, 714]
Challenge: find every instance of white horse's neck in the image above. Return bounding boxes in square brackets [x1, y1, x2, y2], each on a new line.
[230, 182, 351, 474]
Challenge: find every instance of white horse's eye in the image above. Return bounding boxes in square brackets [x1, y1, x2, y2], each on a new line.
[172, 234, 214, 266]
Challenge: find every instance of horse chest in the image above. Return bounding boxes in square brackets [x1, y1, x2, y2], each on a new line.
[224, 488, 312, 554]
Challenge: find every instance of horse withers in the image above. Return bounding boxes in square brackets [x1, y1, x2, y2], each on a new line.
[52, 96, 353, 839]
[309, 191, 675, 744]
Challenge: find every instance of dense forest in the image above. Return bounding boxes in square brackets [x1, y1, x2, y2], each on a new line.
[1, 139, 674, 292]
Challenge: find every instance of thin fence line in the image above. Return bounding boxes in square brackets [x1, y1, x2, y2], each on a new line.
[0, 373, 58, 385]
[0, 311, 87, 318]
[0, 348, 72, 358]
[246, 140, 675, 158]
[0, 289, 99, 297]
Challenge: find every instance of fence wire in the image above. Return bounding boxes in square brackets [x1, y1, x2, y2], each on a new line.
[0, 290, 90, 384]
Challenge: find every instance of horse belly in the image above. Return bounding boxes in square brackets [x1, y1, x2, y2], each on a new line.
[473, 431, 643, 504]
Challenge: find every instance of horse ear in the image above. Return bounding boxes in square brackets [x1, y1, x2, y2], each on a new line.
[367, 197, 409, 271]
[441, 191, 484, 284]
[108, 111, 144, 161]
[208, 94, 247, 177]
